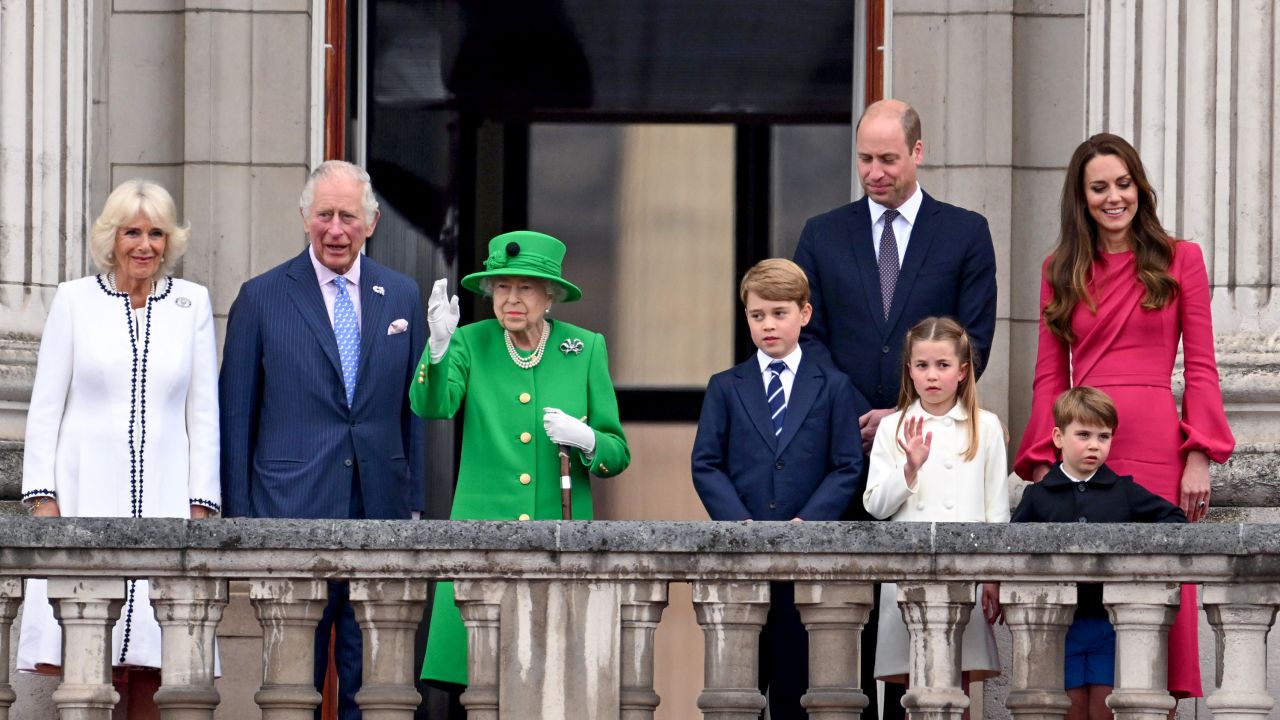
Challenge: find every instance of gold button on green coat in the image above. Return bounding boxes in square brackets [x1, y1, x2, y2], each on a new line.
[519, 473, 532, 485]
[519, 392, 531, 403]
[518, 513, 531, 521]
[409, 318, 629, 686]
[519, 431, 532, 444]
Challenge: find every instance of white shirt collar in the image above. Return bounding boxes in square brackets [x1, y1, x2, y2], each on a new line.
[309, 244, 361, 288]
[868, 184, 923, 228]
[757, 345, 802, 375]
[1059, 463, 1097, 484]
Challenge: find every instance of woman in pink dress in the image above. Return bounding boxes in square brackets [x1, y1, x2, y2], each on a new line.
[1014, 133, 1234, 700]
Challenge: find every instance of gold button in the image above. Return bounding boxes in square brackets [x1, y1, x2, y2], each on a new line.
[520, 432, 532, 444]
[518, 513, 531, 521]
[519, 392, 531, 404]
[419, 364, 426, 370]
[599, 464, 608, 473]
[417, 378, 424, 384]
[519, 473, 532, 485]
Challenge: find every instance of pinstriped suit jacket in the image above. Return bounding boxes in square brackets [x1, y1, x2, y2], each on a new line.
[218, 249, 426, 519]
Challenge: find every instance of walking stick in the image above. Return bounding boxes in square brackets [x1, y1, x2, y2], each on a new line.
[559, 446, 572, 520]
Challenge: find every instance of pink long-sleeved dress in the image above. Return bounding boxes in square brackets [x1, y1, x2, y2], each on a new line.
[1015, 240, 1235, 698]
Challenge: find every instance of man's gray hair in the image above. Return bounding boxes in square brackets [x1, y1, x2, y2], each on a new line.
[298, 160, 379, 224]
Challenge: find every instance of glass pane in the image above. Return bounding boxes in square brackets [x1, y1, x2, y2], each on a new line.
[770, 124, 854, 259]
[529, 123, 736, 389]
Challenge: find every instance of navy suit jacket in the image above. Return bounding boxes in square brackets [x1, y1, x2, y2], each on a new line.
[219, 249, 426, 520]
[692, 355, 864, 521]
[794, 192, 997, 411]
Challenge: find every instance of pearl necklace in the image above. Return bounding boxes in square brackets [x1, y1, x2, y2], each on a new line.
[504, 322, 551, 370]
[106, 272, 156, 298]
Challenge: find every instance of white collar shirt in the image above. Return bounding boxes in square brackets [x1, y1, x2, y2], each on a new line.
[309, 245, 362, 330]
[868, 184, 924, 265]
[1059, 464, 1097, 484]
[756, 346, 802, 403]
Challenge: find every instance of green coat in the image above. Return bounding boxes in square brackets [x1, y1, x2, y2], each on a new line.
[411, 318, 629, 685]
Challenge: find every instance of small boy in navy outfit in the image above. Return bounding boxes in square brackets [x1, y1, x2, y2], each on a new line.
[1013, 386, 1185, 720]
[692, 258, 864, 720]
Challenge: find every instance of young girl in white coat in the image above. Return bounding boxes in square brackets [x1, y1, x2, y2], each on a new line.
[863, 316, 1009, 697]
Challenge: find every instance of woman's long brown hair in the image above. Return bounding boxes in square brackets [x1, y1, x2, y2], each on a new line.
[1043, 133, 1179, 343]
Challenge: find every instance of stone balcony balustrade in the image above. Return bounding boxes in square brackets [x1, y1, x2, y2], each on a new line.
[1, 518, 1279, 720]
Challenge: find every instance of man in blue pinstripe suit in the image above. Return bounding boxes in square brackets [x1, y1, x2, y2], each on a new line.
[219, 160, 426, 719]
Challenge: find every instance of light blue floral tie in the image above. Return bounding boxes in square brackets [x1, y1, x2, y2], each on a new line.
[333, 276, 360, 407]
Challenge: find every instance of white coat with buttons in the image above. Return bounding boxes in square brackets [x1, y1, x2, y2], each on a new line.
[863, 400, 1010, 523]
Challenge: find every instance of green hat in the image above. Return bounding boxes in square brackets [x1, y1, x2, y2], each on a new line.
[460, 230, 583, 302]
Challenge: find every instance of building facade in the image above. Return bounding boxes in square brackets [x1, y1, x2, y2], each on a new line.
[3, 1, 1278, 717]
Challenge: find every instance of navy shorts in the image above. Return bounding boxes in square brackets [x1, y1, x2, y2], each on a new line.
[1064, 616, 1115, 689]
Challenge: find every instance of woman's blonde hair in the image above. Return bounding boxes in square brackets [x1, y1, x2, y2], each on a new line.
[88, 179, 190, 276]
[896, 316, 980, 461]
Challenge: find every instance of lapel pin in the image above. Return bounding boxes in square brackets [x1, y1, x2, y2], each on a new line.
[560, 338, 584, 355]
[372, 285, 385, 295]
[175, 297, 192, 308]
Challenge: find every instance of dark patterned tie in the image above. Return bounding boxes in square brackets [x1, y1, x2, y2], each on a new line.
[878, 208, 901, 318]
[767, 360, 787, 437]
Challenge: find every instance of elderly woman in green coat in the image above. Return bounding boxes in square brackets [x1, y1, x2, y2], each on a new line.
[412, 230, 630, 687]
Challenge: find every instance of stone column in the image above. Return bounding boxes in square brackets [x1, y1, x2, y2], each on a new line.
[897, 581, 972, 720]
[1202, 584, 1280, 720]
[249, 579, 328, 720]
[691, 581, 769, 720]
[0, 0, 95, 449]
[1000, 582, 1075, 720]
[1103, 582, 1180, 720]
[454, 579, 504, 720]
[47, 577, 126, 720]
[0, 578, 21, 720]
[149, 577, 228, 720]
[349, 579, 428, 720]
[619, 581, 669, 720]
[1085, 0, 1280, 515]
[794, 581, 874, 719]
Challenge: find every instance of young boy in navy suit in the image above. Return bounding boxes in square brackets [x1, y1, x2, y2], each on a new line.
[692, 258, 864, 720]
[1013, 387, 1185, 720]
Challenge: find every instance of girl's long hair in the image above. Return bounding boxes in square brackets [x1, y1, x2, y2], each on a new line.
[1043, 133, 1178, 343]
[896, 317, 980, 461]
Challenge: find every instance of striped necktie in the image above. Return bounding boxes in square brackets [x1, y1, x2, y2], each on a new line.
[767, 360, 787, 437]
[333, 276, 360, 407]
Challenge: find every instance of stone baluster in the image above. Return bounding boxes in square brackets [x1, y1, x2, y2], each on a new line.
[47, 577, 126, 720]
[794, 581, 874, 719]
[455, 579, 506, 720]
[149, 578, 228, 720]
[0, 578, 22, 720]
[1000, 583, 1075, 720]
[1202, 584, 1280, 720]
[619, 581, 669, 720]
[1103, 582, 1180, 720]
[897, 581, 973, 720]
[349, 579, 429, 720]
[249, 579, 328, 720]
[691, 580, 769, 720]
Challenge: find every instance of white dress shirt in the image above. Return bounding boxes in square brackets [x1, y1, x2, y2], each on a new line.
[756, 345, 802, 402]
[868, 184, 924, 265]
[309, 245, 362, 330]
[1060, 465, 1097, 484]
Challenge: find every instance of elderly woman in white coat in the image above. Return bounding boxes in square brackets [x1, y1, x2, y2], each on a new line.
[19, 179, 220, 716]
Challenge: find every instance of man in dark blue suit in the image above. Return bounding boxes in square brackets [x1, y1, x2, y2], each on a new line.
[794, 99, 997, 720]
[693, 259, 863, 720]
[219, 160, 426, 719]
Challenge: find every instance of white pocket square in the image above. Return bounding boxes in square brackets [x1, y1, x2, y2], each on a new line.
[387, 318, 409, 335]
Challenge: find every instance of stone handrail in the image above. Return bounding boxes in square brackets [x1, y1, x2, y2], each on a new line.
[0, 519, 1277, 720]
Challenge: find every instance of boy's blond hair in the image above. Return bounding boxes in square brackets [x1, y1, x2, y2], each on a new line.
[1052, 386, 1119, 431]
[739, 258, 810, 306]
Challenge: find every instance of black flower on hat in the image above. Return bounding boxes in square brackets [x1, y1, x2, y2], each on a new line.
[506, 242, 521, 258]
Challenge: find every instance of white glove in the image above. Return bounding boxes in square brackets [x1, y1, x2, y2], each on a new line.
[543, 407, 596, 454]
[427, 278, 460, 363]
